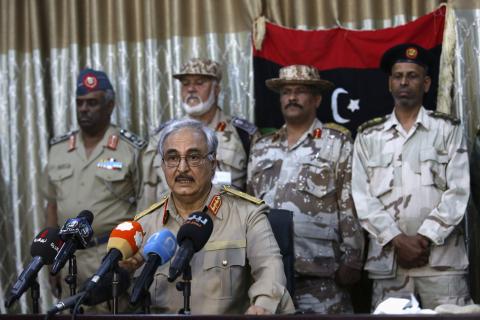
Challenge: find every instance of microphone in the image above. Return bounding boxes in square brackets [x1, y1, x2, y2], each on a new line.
[51, 210, 94, 275]
[5, 227, 63, 308]
[168, 212, 213, 282]
[46, 268, 131, 316]
[83, 221, 144, 293]
[129, 229, 177, 305]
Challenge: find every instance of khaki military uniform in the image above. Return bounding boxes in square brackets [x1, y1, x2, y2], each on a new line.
[43, 124, 145, 304]
[138, 108, 259, 210]
[352, 107, 472, 309]
[134, 185, 294, 315]
[247, 118, 364, 314]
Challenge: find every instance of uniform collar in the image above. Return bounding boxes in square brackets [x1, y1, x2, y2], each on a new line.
[384, 106, 429, 132]
[275, 118, 323, 147]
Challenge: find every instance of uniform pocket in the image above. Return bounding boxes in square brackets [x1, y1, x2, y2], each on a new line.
[49, 167, 74, 200]
[203, 247, 246, 300]
[297, 162, 335, 199]
[367, 153, 394, 197]
[420, 148, 448, 190]
[293, 220, 337, 277]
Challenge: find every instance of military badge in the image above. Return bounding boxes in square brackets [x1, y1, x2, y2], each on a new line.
[215, 122, 226, 132]
[312, 128, 322, 139]
[83, 73, 98, 90]
[97, 158, 123, 170]
[406, 47, 418, 59]
[208, 195, 222, 216]
[107, 135, 119, 150]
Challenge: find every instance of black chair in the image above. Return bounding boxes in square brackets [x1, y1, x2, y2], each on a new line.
[267, 208, 295, 297]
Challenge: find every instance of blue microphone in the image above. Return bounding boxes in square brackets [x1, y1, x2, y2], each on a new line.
[129, 229, 177, 305]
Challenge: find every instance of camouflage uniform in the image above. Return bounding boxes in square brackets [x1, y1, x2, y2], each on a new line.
[134, 185, 295, 314]
[247, 118, 364, 314]
[352, 107, 472, 309]
[43, 124, 145, 308]
[138, 59, 259, 210]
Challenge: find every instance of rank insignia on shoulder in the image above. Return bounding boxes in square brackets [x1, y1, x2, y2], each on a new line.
[208, 195, 222, 216]
[222, 185, 264, 205]
[357, 116, 389, 133]
[97, 158, 123, 170]
[134, 196, 168, 221]
[107, 135, 119, 150]
[324, 123, 351, 138]
[429, 111, 460, 125]
[231, 116, 258, 135]
[120, 129, 147, 149]
[215, 121, 227, 132]
[49, 130, 78, 148]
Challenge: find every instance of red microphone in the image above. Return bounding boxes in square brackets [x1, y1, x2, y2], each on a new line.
[84, 221, 144, 293]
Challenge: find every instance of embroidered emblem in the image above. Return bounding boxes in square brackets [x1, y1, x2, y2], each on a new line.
[97, 158, 123, 170]
[107, 135, 119, 150]
[208, 195, 222, 216]
[406, 47, 418, 59]
[83, 73, 98, 90]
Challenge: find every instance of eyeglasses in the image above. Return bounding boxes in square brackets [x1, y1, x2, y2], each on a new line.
[163, 152, 213, 167]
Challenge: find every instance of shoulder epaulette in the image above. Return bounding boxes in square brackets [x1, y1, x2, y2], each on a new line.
[357, 116, 389, 133]
[120, 129, 147, 149]
[134, 196, 168, 221]
[231, 116, 258, 136]
[324, 123, 351, 138]
[49, 130, 78, 146]
[429, 111, 460, 125]
[222, 185, 264, 205]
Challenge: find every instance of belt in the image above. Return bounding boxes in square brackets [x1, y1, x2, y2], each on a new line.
[86, 234, 110, 248]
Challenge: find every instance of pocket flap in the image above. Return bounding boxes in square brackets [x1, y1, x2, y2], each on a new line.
[50, 167, 73, 181]
[203, 247, 246, 270]
[294, 220, 336, 241]
[95, 169, 128, 182]
[420, 148, 448, 163]
[367, 153, 393, 168]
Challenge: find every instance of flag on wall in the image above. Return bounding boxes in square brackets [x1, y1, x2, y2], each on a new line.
[253, 6, 446, 134]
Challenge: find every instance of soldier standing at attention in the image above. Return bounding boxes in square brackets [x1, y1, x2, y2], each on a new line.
[139, 59, 259, 210]
[43, 69, 146, 309]
[352, 44, 472, 309]
[247, 65, 365, 314]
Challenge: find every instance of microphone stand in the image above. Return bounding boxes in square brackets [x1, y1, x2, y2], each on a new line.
[65, 255, 78, 296]
[30, 277, 40, 314]
[112, 268, 120, 314]
[176, 264, 192, 315]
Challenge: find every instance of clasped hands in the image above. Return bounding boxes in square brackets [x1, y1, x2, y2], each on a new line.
[392, 233, 431, 269]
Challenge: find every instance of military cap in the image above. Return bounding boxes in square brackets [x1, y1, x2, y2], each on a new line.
[266, 65, 334, 93]
[380, 43, 433, 75]
[173, 58, 222, 81]
[76, 68, 114, 96]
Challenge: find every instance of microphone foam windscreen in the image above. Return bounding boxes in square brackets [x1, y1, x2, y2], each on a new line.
[107, 221, 144, 259]
[177, 212, 213, 252]
[80, 268, 131, 305]
[30, 227, 64, 264]
[143, 229, 177, 263]
[78, 210, 94, 224]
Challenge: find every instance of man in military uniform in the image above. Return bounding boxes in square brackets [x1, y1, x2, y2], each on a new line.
[139, 58, 259, 210]
[130, 119, 293, 314]
[352, 44, 472, 309]
[247, 65, 365, 314]
[43, 69, 146, 308]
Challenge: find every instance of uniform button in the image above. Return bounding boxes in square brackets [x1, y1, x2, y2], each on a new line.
[222, 260, 228, 266]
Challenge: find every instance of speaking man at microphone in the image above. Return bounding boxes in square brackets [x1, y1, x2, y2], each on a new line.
[41, 68, 146, 312]
[126, 119, 294, 314]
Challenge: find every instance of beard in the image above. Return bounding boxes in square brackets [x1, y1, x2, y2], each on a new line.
[182, 86, 216, 116]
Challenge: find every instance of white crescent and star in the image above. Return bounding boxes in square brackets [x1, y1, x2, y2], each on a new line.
[331, 87, 360, 123]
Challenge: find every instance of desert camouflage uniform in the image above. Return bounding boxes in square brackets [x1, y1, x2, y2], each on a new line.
[247, 118, 364, 314]
[352, 107, 472, 309]
[138, 109, 259, 210]
[134, 185, 294, 314]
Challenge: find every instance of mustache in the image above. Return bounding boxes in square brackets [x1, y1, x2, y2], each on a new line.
[175, 174, 195, 182]
[285, 103, 303, 109]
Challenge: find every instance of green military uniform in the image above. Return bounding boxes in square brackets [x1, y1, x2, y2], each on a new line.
[134, 185, 294, 314]
[138, 108, 259, 211]
[43, 124, 145, 300]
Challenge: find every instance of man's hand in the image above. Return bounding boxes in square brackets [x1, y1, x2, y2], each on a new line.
[392, 234, 430, 269]
[48, 273, 62, 298]
[245, 305, 271, 315]
[118, 253, 144, 273]
[335, 264, 362, 287]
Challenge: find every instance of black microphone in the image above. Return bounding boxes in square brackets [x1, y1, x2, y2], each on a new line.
[46, 268, 131, 316]
[83, 220, 143, 293]
[129, 229, 177, 305]
[5, 227, 63, 308]
[51, 210, 94, 275]
[168, 212, 213, 282]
